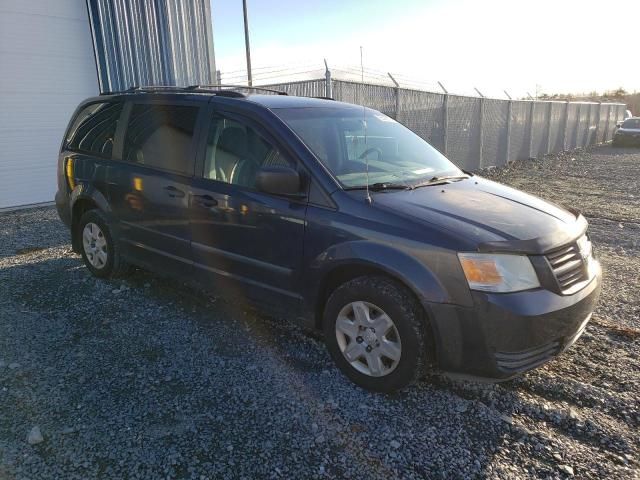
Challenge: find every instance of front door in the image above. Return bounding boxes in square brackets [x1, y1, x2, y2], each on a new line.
[189, 109, 307, 312]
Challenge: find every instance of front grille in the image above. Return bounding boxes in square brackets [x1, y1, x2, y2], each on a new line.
[495, 341, 561, 373]
[546, 243, 588, 293]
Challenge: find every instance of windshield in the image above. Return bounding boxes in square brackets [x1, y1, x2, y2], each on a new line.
[274, 106, 462, 188]
[621, 118, 640, 129]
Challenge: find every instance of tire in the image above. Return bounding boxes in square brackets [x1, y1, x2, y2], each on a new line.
[323, 275, 432, 392]
[77, 209, 130, 279]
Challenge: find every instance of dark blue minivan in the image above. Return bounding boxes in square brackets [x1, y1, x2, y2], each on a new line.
[56, 86, 601, 392]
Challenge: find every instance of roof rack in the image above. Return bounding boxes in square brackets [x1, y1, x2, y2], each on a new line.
[101, 84, 287, 97]
[187, 84, 288, 96]
[100, 85, 191, 95]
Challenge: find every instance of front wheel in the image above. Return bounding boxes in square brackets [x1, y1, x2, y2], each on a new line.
[323, 276, 432, 392]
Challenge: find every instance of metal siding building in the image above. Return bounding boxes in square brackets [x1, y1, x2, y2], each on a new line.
[0, 0, 216, 209]
[87, 0, 216, 93]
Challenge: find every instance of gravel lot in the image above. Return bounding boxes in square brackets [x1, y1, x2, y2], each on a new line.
[0, 145, 638, 479]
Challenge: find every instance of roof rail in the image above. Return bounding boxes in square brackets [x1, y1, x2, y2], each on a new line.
[100, 84, 285, 98]
[99, 85, 188, 95]
[128, 85, 180, 92]
[187, 84, 288, 96]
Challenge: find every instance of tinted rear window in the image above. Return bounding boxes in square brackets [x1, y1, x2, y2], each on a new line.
[123, 104, 198, 175]
[66, 102, 123, 157]
[622, 119, 640, 129]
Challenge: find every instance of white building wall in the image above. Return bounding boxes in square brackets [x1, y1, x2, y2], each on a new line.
[0, 0, 99, 209]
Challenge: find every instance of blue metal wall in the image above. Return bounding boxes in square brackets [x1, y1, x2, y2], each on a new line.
[87, 0, 216, 93]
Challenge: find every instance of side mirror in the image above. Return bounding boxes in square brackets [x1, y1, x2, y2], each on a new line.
[256, 166, 303, 197]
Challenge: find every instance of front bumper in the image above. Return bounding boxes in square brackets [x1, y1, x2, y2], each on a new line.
[428, 264, 602, 381]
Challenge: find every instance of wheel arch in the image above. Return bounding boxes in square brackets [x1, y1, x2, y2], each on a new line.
[311, 242, 449, 326]
[69, 187, 112, 252]
[314, 260, 441, 368]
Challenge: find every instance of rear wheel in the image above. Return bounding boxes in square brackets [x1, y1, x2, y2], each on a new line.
[323, 276, 431, 392]
[77, 209, 130, 279]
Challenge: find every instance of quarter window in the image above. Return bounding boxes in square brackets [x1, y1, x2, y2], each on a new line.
[66, 102, 123, 157]
[123, 104, 199, 175]
[204, 115, 292, 188]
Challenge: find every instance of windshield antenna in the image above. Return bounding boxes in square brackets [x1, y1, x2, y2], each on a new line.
[361, 46, 371, 205]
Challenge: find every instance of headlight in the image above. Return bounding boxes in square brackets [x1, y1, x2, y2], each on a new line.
[458, 253, 540, 293]
[576, 234, 592, 259]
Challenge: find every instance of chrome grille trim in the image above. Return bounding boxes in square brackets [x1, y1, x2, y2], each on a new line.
[546, 242, 588, 293]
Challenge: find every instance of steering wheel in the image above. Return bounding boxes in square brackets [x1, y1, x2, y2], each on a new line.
[358, 147, 383, 161]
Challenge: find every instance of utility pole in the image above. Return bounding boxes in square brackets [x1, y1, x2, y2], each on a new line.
[242, 0, 252, 86]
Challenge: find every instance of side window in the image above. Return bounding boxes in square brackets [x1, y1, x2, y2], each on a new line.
[66, 102, 123, 157]
[123, 104, 198, 175]
[204, 115, 293, 188]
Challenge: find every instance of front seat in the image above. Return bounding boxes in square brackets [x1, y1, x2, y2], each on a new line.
[215, 127, 248, 183]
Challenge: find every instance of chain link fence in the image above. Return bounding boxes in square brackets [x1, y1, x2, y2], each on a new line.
[264, 78, 626, 170]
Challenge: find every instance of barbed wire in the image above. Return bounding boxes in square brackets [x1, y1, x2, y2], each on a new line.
[218, 62, 446, 94]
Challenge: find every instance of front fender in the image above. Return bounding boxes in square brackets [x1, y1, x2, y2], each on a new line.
[305, 240, 473, 316]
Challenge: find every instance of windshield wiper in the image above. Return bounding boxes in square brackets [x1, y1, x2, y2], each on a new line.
[412, 174, 470, 189]
[345, 182, 411, 191]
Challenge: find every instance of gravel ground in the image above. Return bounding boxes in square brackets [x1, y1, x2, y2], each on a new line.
[0, 145, 638, 479]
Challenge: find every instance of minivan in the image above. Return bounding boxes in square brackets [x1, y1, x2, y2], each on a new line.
[56, 86, 602, 392]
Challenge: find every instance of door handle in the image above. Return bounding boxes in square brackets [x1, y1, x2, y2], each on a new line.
[193, 194, 218, 208]
[164, 186, 185, 198]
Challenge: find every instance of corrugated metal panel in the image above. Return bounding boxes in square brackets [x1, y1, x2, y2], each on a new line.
[0, 0, 99, 209]
[87, 0, 216, 93]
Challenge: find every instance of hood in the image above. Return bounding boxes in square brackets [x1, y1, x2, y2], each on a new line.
[369, 176, 586, 253]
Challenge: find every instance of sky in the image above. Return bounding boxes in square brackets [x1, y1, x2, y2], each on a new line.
[211, 0, 639, 99]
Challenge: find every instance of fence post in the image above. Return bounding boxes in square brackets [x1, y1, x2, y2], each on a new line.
[573, 103, 581, 148]
[442, 94, 449, 156]
[387, 72, 400, 120]
[585, 103, 591, 146]
[437, 82, 449, 156]
[324, 58, 332, 99]
[594, 102, 602, 144]
[604, 104, 611, 142]
[478, 96, 485, 168]
[546, 102, 553, 154]
[505, 100, 512, 164]
[216, 69, 222, 86]
[528, 101, 535, 159]
[562, 101, 570, 151]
